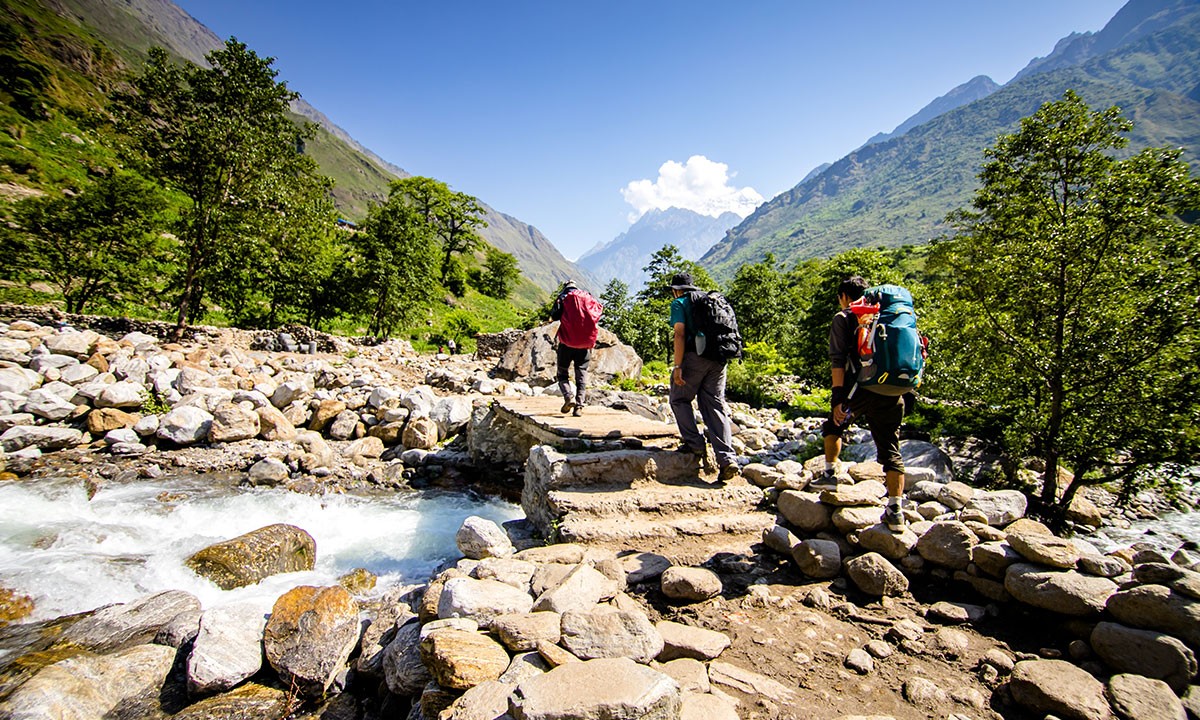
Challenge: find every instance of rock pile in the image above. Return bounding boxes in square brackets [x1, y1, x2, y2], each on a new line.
[751, 454, 1200, 719]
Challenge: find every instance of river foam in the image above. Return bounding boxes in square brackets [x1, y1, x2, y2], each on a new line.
[0, 474, 522, 623]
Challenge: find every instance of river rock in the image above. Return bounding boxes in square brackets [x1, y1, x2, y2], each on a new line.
[440, 679, 517, 720]
[965, 489, 1028, 526]
[247, 457, 289, 485]
[404, 414, 439, 449]
[1107, 673, 1186, 720]
[973, 541, 1022, 577]
[655, 620, 730, 661]
[87, 407, 139, 434]
[0, 425, 85, 452]
[156, 405, 214, 445]
[185, 523, 316, 590]
[915, 521, 978, 570]
[560, 605, 664, 663]
[307, 398, 346, 433]
[1091, 621, 1197, 693]
[23, 387, 77, 420]
[264, 585, 360, 697]
[439, 576, 534, 629]
[620, 552, 671, 584]
[256, 404, 297, 441]
[845, 552, 909, 596]
[508, 657, 680, 720]
[383, 620, 431, 695]
[1009, 659, 1114, 720]
[173, 682, 291, 719]
[431, 395, 473, 438]
[1008, 524, 1080, 569]
[832, 505, 883, 533]
[1106, 584, 1200, 648]
[64, 589, 201, 653]
[531, 563, 614, 613]
[457, 515, 515, 559]
[0, 643, 176, 720]
[420, 627, 511, 691]
[493, 611, 562, 652]
[186, 601, 270, 695]
[793, 538, 842, 578]
[660, 566, 721, 602]
[777, 490, 832, 532]
[819, 480, 886, 507]
[1004, 563, 1117, 615]
[206, 401, 260, 443]
[0, 367, 39, 395]
[328, 409, 359, 440]
[858, 523, 919, 560]
[44, 329, 99, 357]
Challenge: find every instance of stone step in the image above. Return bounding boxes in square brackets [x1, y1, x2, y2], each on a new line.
[558, 511, 774, 545]
[547, 481, 765, 520]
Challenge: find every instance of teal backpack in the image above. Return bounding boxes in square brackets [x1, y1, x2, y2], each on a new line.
[850, 284, 928, 396]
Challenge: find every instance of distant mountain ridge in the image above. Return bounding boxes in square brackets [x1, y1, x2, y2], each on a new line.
[701, 0, 1200, 278]
[861, 75, 1001, 148]
[52, 0, 583, 292]
[577, 208, 742, 292]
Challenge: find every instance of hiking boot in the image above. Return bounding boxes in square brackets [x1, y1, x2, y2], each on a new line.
[718, 464, 741, 482]
[561, 399, 575, 414]
[674, 444, 703, 456]
[883, 504, 907, 532]
[812, 467, 839, 489]
[572, 405, 583, 417]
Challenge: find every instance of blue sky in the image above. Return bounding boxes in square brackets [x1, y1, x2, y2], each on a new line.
[174, 1, 1127, 261]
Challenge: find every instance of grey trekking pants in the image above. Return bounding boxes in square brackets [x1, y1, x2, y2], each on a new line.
[669, 351, 736, 468]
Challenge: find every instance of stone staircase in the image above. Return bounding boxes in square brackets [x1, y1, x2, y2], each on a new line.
[522, 445, 774, 560]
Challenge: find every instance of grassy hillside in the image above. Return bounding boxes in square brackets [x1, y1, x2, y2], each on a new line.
[703, 8, 1200, 278]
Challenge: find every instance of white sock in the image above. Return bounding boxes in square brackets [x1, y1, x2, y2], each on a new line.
[887, 496, 903, 509]
[824, 461, 836, 472]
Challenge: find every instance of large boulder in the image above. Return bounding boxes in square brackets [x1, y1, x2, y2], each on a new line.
[1106, 584, 1200, 649]
[186, 602, 270, 695]
[844, 552, 909, 597]
[63, 590, 201, 653]
[559, 605, 664, 663]
[508, 657, 680, 720]
[420, 628, 511, 691]
[915, 521, 978, 570]
[494, 324, 642, 383]
[0, 425, 85, 452]
[0, 643, 176, 720]
[1091, 621, 1197, 693]
[1009, 659, 1114, 720]
[438, 576, 534, 629]
[185, 524, 316, 590]
[264, 585, 360, 698]
[156, 405, 215, 445]
[1107, 673, 1186, 720]
[1004, 563, 1117, 616]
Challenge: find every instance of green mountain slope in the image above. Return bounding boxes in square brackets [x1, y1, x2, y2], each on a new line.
[2, 0, 582, 293]
[702, 0, 1200, 277]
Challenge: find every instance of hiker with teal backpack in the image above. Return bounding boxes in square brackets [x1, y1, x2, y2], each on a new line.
[668, 272, 743, 483]
[819, 276, 928, 531]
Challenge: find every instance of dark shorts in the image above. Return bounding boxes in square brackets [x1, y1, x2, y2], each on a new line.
[822, 389, 906, 473]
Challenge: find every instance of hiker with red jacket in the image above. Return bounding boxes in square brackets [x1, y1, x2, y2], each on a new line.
[550, 280, 602, 416]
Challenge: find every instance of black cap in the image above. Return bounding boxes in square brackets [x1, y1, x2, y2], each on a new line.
[669, 273, 698, 291]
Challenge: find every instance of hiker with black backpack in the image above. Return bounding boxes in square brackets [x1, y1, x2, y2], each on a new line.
[667, 272, 742, 482]
[819, 275, 927, 531]
[550, 280, 603, 416]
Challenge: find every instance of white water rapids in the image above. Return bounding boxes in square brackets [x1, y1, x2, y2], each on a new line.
[0, 473, 522, 625]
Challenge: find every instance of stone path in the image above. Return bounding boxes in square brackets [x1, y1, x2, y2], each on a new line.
[492, 397, 773, 562]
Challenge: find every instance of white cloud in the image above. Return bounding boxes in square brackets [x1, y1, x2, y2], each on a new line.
[620, 155, 763, 222]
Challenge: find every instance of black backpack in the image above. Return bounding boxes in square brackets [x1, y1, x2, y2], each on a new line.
[687, 290, 743, 361]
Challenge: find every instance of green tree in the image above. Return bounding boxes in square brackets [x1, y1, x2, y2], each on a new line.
[479, 246, 520, 299]
[599, 279, 631, 334]
[112, 39, 322, 336]
[635, 245, 716, 303]
[347, 185, 440, 339]
[2, 171, 169, 313]
[387, 176, 487, 283]
[726, 252, 785, 345]
[929, 91, 1200, 512]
